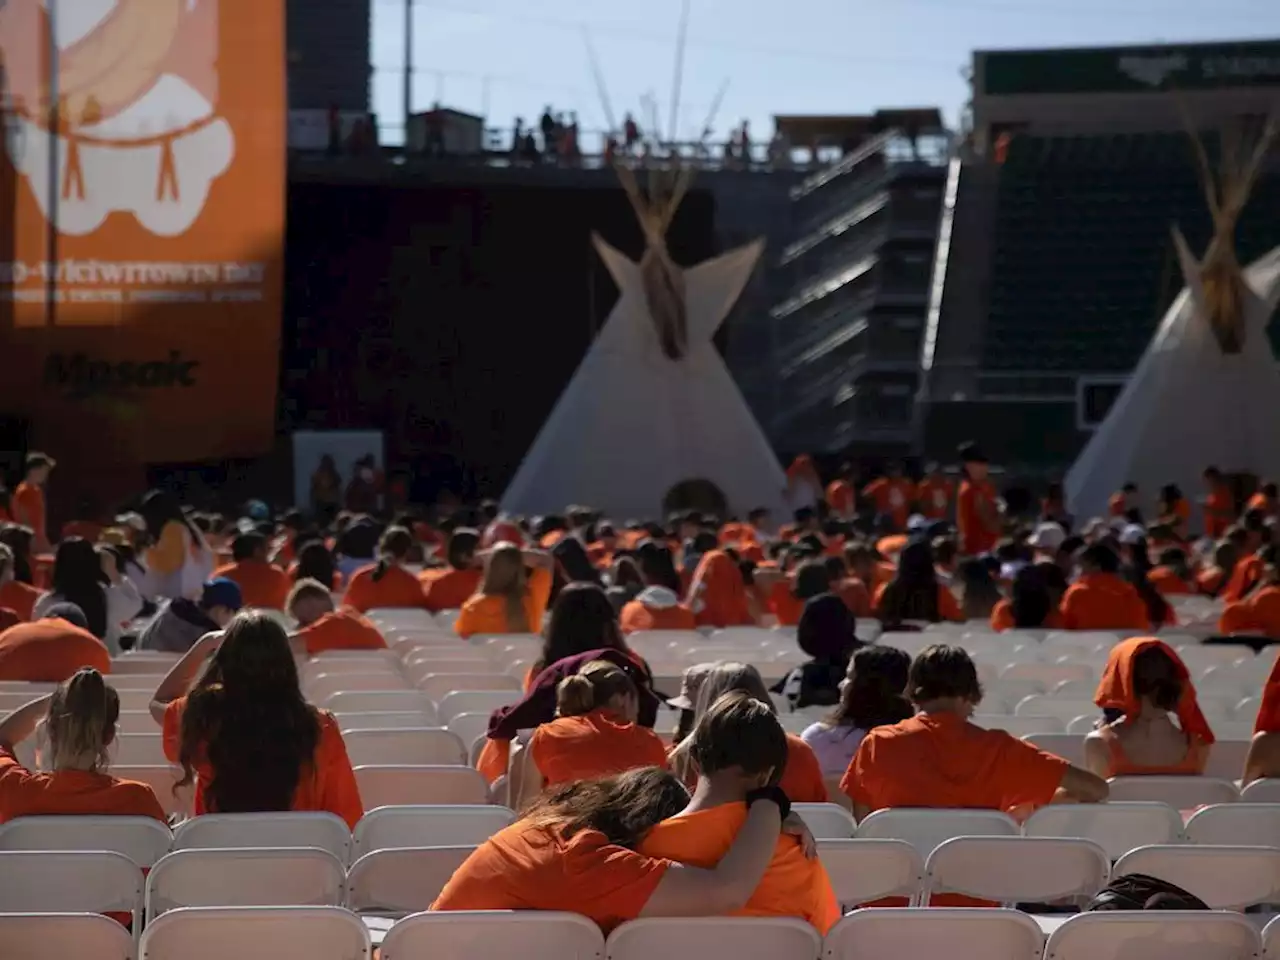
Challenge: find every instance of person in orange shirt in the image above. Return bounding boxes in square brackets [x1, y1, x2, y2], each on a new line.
[511, 660, 668, 808]
[421, 528, 482, 612]
[0, 544, 39, 622]
[670, 662, 827, 803]
[1109, 483, 1138, 520]
[10, 452, 54, 553]
[1148, 547, 1196, 596]
[872, 541, 964, 628]
[431, 766, 793, 930]
[826, 464, 856, 521]
[214, 532, 292, 611]
[0, 668, 165, 824]
[841, 644, 1108, 821]
[1059, 543, 1150, 631]
[150, 612, 364, 828]
[620, 543, 695, 634]
[1244, 653, 1280, 784]
[824, 555, 870, 618]
[289, 539, 342, 592]
[1222, 514, 1270, 602]
[639, 692, 838, 933]
[1246, 481, 1279, 520]
[1202, 467, 1236, 538]
[990, 563, 1065, 631]
[1084, 638, 1213, 779]
[287, 579, 388, 656]
[916, 464, 954, 521]
[1196, 541, 1237, 598]
[454, 543, 554, 639]
[844, 542, 895, 595]
[862, 463, 915, 532]
[787, 455, 823, 514]
[768, 560, 831, 627]
[687, 550, 755, 628]
[342, 526, 431, 613]
[1219, 545, 1280, 637]
[0, 603, 110, 682]
[1157, 484, 1191, 539]
[956, 444, 1000, 557]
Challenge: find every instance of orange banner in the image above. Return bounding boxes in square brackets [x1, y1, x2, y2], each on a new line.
[0, 0, 284, 468]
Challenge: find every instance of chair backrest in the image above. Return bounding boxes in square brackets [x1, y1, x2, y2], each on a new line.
[447, 712, 492, 750]
[139, 905, 372, 960]
[325, 690, 438, 719]
[336, 711, 439, 731]
[145, 847, 346, 924]
[0, 814, 172, 866]
[1001, 662, 1096, 686]
[0, 912, 134, 959]
[822, 908, 1045, 960]
[1045, 910, 1260, 960]
[353, 765, 489, 808]
[307, 674, 412, 703]
[380, 910, 603, 960]
[855, 808, 1019, 858]
[1185, 803, 1280, 846]
[1202, 740, 1253, 781]
[346, 846, 476, 914]
[110, 733, 167, 766]
[1015, 697, 1099, 724]
[1244, 779, 1280, 802]
[605, 917, 821, 960]
[1106, 776, 1241, 807]
[816, 838, 922, 908]
[417, 673, 521, 702]
[171, 812, 351, 863]
[1113, 844, 1280, 910]
[341, 728, 467, 766]
[352, 804, 514, 858]
[791, 803, 856, 839]
[0, 850, 143, 925]
[972, 714, 1065, 737]
[109, 765, 194, 818]
[1022, 733, 1088, 767]
[1265, 916, 1280, 960]
[921, 836, 1109, 906]
[435, 690, 518, 723]
[1022, 802, 1184, 860]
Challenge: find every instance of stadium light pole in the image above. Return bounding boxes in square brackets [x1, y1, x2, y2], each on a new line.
[403, 0, 414, 140]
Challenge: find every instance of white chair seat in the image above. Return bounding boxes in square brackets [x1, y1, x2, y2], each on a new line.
[972, 714, 1065, 737]
[437, 690, 519, 723]
[816, 838, 922, 908]
[417, 673, 521, 702]
[171, 813, 351, 863]
[0, 912, 134, 959]
[1244, 779, 1280, 802]
[792, 803, 856, 839]
[1185, 803, 1280, 846]
[0, 814, 172, 867]
[325, 690, 438, 720]
[921, 836, 1108, 906]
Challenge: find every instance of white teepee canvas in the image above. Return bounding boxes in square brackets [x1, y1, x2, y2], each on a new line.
[1065, 241, 1280, 522]
[502, 233, 788, 520]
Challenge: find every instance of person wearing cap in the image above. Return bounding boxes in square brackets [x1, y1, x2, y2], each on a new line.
[0, 603, 110, 682]
[917, 464, 954, 522]
[956, 444, 999, 557]
[137, 578, 243, 653]
[10, 453, 55, 554]
[620, 543, 696, 635]
[1059, 543, 1148, 632]
[214, 532, 292, 610]
[288, 578, 388, 656]
[1028, 522, 1066, 564]
[667, 663, 715, 743]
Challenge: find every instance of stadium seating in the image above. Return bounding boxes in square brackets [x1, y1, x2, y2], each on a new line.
[380, 910, 603, 960]
[822, 908, 1045, 960]
[342, 728, 468, 766]
[1044, 910, 1260, 960]
[0, 912, 135, 960]
[0, 850, 143, 932]
[792, 803, 857, 839]
[325, 690, 438, 718]
[1105, 776, 1240, 807]
[170, 812, 352, 862]
[351, 805, 515, 858]
[1112, 845, 1280, 910]
[1244, 780, 1280, 802]
[138, 905, 372, 960]
[1022, 803, 1184, 860]
[1185, 804, 1280, 847]
[919, 836, 1109, 907]
[346, 847, 476, 915]
[606, 917, 823, 960]
[354, 765, 489, 808]
[337, 710, 443, 731]
[815, 839, 923, 908]
[0, 814, 172, 866]
[854, 808, 1020, 857]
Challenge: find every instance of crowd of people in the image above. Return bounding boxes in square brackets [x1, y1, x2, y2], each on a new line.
[1, 443, 1280, 931]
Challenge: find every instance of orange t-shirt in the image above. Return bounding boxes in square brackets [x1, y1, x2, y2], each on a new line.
[1108, 492, 1129, 518]
[0, 609, 17, 632]
[863, 479, 915, 531]
[431, 820, 670, 931]
[639, 803, 839, 933]
[10, 482, 46, 545]
[454, 567, 553, 639]
[619, 600, 696, 634]
[768, 580, 806, 627]
[0, 619, 111, 682]
[213, 560, 292, 611]
[1246, 493, 1276, 517]
[1059, 573, 1150, 631]
[688, 551, 754, 628]
[1148, 566, 1195, 596]
[841, 712, 1068, 815]
[420, 567, 483, 613]
[162, 698, 364, 829]
[528, 710, 669, 786]
[0, 580, 40, 621]
[826, 480, 855, 518]
[779, 734, 828, 803]
[872, 582, 964, 623]
[989, 599, 1063, 632]
[957, 480, 999, 556]
[343, 564, 430, 613]
[1224, 554, 1266, 603]
[295, 609, 388, 656]
[917, 478, 953, 520]
[1220, 585, 1280, 638]
[835, 579, 871, 618]
[0, 746, 166, 824]
[1204, 485, 1235, 538]
[1197, 567, 1228, 597]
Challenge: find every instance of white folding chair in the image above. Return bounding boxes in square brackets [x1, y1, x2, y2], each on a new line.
[1245, 780, 1280, 802]
[816, 838, 922, 908]
[1203, 740, 1253, 781]
[0, 814, 172, 866]
[307, 674, 411, 703]
[1198, 665, 1256, 699]
[342, 728, 467, 766]
[326, 690, 438, 719]
[972, 714, 1065, 737]
[417, 673, 521, 702]
[1046, 910, 1260, 960]
[1235, 697, 1261, 725]
[145, 847, 346, 924]
[1015, 696, 1099, 724]
[354, 765, 489, 809]
[1113, 844, 1280, 909]
[368, 609, 434, 628]
[381, 910, 603, 960]
[118, 709, 160, 733]
[112, 654, 181, 675]
[1052, 679, 1099, 699]
[1001, 662, 1097, 687]
[0, 912, 134, 959]
[1066, 715, 1103, 735]
[303, 658, 401, 682]
[605, 917, 821, 960]
[792, 803, 856, 839]
[447, 712, 491, 749]
[171, 812, 351, 863]
[854, 808, 1019, 858]
[822, 908, 1045, 960]
[0, 850, 143, 931]
[1106, 776, 1241, 807]
[1022, 733, 1088, 767]
[1185, 803, 1280, 847]
[920, 836, 1108, 906]
[110, 733, 167, 766]
[1265, 915, 1280, 959]
[406, 659, 495, 684]
[436, 690, 518, 723]
[310, 648, 399, 663]
[346, 847, 475, 916]
[353, 805, 514, 858]
[983, 679, 1048, 713]
[337, 711, 439, 732]
[139, 905, 371, 960]
[1023, 802, 1184, 860]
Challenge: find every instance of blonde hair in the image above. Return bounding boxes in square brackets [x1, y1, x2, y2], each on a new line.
[556, 660, 638, 717]
[669, 661, 774, 782]
[42, 668, 119, 772]
[479, 543, 529, 632]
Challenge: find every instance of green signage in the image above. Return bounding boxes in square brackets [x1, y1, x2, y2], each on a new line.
[982, 40, 1280, 96]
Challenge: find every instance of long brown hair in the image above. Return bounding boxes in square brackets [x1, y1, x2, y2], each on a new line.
[479, 543, 529, 632]
[177, 612, 321, 812]
[668, 661, 774, 782]
[43, 668, 119, 772]
[522, 767, 689, 846]
[371, 526, 414, 583]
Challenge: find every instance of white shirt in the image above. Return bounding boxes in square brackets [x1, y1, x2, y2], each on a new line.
[800, 721, 868, 778]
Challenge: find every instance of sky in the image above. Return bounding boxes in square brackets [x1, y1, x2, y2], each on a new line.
[370, 0, 1280, 147]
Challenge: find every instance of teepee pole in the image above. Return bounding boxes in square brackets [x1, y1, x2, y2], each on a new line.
[668, 0, 691, 145]
[583, 28, 619, 136]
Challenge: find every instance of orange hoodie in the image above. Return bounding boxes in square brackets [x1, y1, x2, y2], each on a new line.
[1059, 572, 1149, 631]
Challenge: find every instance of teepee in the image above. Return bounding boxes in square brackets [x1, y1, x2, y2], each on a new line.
[1066, 118, 1280, 522]
[502, 159, 787, 520]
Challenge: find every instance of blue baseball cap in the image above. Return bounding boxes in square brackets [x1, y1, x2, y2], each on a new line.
[199, 578, 243, 612]
[45, 602, 89, 631]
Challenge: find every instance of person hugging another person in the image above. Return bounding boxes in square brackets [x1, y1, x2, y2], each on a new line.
[1084, 638, 1212, 778]
[342, 526, 430, 613]
[801, 645, 913, 778]
[287, 579, 388, 656]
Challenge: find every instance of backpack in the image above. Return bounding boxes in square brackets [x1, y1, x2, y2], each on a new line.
[1084, 873, 1209, 911]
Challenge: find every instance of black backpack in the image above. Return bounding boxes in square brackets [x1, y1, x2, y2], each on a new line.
[1085, 873, 1209, 912]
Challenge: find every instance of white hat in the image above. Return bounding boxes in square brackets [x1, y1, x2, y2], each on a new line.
[906, 514, 928, 533]
[1028, 522, 1066, 551]
[1119, 524, 1147, 546]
